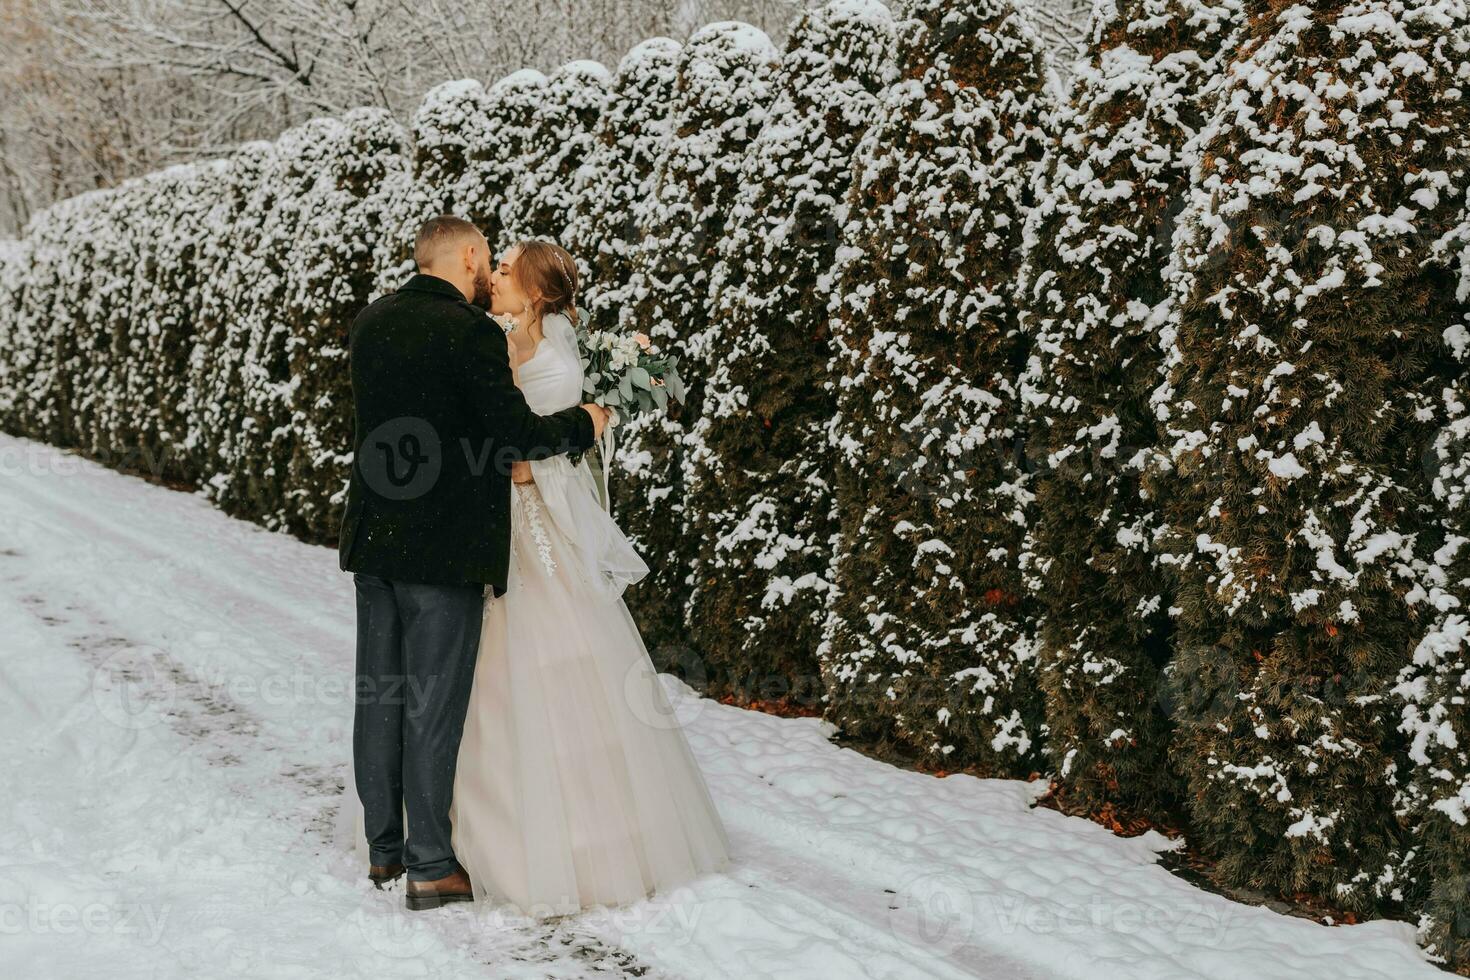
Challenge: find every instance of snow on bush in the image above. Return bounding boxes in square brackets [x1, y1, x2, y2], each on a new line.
[499, 60, 611, 245]
[474, 69, 550, 252]
[220, 118, 348, 528]
[1014, 0, 1242, 821]
[0, 160, 234, 485]
[1152, 0, 1470, 916]
[22, 188, 107, 449]
[412, 78, 494, 195]
[185, 140, 275, 486]
[565, 37, 684, 303]
[611, 22, 779, 659]
[190, 141, 282, 507]
[0, 108, 412, 537]
[391, 70, 548, 276]
[1397, 159, 1470, 967]
[0, 238, 30, 425]
[821, 0, 1053, 775]
[58, 180, 139, 462]
[280, 109, 411, 540]
[1400, 443, 1470, 963]
[681, 0, 898, 703]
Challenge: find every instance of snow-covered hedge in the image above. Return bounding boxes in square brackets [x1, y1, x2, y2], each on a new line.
[0, 110, 411, 536]
[682, 0, 897, 705]
[0, 239, 30, 425]
[611, 21, 780, 660]
[1152, 0, 1470, 918]
[821, 0, 1053, 776]
[280, 109, 410, 540]
[499, 60, 611, 245]
[566, 38, 684, 311]
[481, 69, 551, 251]
[381, 78, 497, 288]
[1398, 160, 1470, 967]
[187, 141, 278, 504]
[1015, 0, 1242, 822]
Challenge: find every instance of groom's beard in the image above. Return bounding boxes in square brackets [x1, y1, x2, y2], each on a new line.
[470, 267, 493, 310]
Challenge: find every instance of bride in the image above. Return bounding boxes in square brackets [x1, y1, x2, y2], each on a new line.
[445, 239, 732, 919]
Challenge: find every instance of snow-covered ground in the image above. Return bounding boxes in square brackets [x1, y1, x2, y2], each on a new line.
[0, 432, 1440, 979]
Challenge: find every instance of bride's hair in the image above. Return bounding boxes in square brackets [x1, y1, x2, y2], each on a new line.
[511, 239, 581, 326]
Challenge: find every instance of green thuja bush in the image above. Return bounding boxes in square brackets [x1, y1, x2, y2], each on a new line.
[412, 78, 493, 216]
[477, 69, 549, 252]
[0, 239, 29, 427]
[614, 22, 779, 664]
[1397, 170, 1470, 968]
[135, 162, 227, 484]
[194, 142, 279, 508]
[500, 60, 610, 244]
[187, 141, 274, 489]
[282, 108, 411, 542]
[377, 78, 497, 289]
[1153, 0, 1470, 915]
[220, 118, 341, 528]
[682, 0, 897, 706]
[822, 0, 1052, 775]
[566, 38, 683, 308]
[69, 182, 138, 461]
[25, 190, 97, 447]
[1015, 0, 1241, 821]
[1400, 373, 1470, 968]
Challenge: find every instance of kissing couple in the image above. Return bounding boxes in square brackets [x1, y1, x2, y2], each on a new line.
[337, 215, 731, 917]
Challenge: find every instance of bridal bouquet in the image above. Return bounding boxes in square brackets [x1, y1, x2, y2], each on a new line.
[570, 308, 686, 507]
[571, 307, 686, 423]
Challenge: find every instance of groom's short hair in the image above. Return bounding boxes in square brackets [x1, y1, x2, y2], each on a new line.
[415, 215, 484, 269]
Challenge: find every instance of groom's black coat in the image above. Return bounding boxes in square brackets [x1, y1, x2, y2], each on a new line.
[338, 273, 595, 595]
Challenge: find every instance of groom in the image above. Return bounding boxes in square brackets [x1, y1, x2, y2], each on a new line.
[338, 215, 607, 909]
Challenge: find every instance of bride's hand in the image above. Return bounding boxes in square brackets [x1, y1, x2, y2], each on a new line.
[511, 461, 534, 485]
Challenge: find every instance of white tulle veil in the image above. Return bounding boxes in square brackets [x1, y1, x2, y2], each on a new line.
[524, 311, 649, 601]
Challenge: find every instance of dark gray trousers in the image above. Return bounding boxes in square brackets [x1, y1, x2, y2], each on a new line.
[352, 573, 484, 881]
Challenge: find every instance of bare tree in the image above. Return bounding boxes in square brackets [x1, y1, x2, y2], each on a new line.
[0, 0, 1088, 236]
[1028, 0, 1092, 69]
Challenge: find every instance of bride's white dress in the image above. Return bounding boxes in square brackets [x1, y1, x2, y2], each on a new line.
[447, 312, 732, 919]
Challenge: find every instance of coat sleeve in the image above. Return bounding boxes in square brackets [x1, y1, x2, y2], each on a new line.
[459, 310, 596, 462]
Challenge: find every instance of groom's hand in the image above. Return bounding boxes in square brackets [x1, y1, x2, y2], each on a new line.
[581, 403, 609, 440]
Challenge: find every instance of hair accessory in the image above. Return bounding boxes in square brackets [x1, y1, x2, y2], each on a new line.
[550, 247, 576, 298]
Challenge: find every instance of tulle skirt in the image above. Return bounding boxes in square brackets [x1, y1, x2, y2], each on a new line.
[447, 481, 732, 920]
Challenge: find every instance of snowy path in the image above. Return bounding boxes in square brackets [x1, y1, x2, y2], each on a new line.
[0, 433, 1441, 979]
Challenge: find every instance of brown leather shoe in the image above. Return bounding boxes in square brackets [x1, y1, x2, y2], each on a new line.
[368, 862, 405, 888]
[405, 866, 474, 911]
